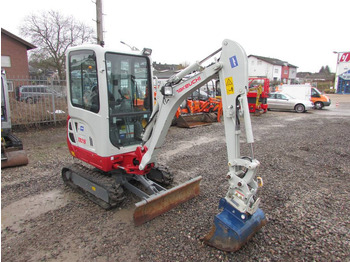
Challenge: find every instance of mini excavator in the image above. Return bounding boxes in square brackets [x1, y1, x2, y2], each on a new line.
[62, 39, 266, 252]
[1, 70, 28, 168]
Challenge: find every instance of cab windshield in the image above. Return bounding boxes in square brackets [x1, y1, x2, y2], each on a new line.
[105, 53, 152, 147]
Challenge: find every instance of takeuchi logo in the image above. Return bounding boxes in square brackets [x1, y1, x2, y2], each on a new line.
[176, 76, 201, 93]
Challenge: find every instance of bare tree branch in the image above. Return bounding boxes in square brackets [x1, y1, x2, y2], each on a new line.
[20, 10, 95, 80]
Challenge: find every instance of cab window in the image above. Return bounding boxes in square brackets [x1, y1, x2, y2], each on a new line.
[105, 52, 152, 147]
[69, 50, 99, 113]
[311, 88, 321, 97]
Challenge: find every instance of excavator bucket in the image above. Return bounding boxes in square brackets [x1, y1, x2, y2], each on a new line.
[176, 113, 215, 128]
[1, 150, 29, 168]
[202, 198, 267, 252]
[134, 176, 202, 226]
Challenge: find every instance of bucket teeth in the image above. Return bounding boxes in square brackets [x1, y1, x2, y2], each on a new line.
[202, 198, 266, 252]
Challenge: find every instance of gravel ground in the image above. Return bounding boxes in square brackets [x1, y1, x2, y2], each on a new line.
[2, 94, 350, 262]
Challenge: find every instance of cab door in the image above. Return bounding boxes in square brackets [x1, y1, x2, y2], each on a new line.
[67, 50, 101, 154]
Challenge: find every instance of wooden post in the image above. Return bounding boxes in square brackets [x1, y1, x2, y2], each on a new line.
[96, 0, 104, 46]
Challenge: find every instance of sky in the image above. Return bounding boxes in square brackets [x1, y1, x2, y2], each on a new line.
[1, 0, 349, 73]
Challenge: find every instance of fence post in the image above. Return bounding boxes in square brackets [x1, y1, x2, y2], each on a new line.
[51, 92, 56, 125]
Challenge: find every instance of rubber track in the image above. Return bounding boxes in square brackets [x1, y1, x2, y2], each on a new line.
[4, 134, 23, 150]
[62, 163, 125, 209]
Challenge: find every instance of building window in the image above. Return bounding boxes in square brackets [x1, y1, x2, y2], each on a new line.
[6, 81, 13, 92]
[274, 69, 278, 73]
[1, 56, 11, 68]
[257, 61, 262, 65]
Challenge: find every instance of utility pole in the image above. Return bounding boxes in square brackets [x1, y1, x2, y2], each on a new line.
[96, 0, 104, 46]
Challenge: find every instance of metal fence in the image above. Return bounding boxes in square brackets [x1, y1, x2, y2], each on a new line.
[6, 77, 68, 127]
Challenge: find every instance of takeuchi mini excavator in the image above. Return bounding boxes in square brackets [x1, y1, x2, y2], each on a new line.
[62, 39, 266, 252]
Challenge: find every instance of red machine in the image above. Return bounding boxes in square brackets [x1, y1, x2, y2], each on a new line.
[247, 77, 270, 113]
[174, 83, 223, 128]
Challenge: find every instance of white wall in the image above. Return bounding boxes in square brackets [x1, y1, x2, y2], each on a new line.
[248, 56, 281, 81]
[272, 65, 281, 80]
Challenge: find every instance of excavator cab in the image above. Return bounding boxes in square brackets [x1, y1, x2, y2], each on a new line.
[67, 49, 153, 153]
[63, 46, 201, 225]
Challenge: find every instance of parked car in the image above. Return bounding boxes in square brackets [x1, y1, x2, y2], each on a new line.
[16, 85, 64, 103]
[16, 85, 48, 103]
[267, 92, 314, 113]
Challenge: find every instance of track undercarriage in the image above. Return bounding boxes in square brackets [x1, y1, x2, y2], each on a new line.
[62, 163, 201, 225]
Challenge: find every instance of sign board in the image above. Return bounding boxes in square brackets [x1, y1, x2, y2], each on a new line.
[339, 52, 350, 63]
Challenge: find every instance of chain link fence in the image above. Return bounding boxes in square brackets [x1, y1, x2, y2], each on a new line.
[6, 77, 68, 127]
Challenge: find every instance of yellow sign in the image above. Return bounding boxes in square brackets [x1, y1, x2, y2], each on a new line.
[225, 77, 234, 95]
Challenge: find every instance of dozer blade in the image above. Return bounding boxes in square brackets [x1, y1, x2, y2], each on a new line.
[176, 114, 213, 128]
[202, 198, 267, 252]
[1, 150, 28, 168]
[134, 176, 202, 226]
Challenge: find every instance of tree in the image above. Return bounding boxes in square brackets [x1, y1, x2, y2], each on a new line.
[20, 10, 95, 80]
[319, 66, 325, 74]
[319, 65, 331, 75]
[324, 65, 331, 74]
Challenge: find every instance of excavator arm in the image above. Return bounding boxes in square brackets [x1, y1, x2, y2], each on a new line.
[140, 40, 259, 212]
[139, 39, 266, 251]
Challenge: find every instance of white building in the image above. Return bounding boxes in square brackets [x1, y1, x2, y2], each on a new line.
[248, 55, 298, 84]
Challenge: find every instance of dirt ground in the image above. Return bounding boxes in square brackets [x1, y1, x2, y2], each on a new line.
[2, 94, 350, 261]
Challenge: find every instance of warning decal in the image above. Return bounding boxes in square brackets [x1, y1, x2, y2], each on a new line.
[225, 77, 234, 95]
